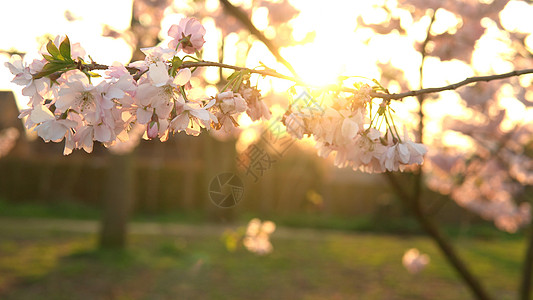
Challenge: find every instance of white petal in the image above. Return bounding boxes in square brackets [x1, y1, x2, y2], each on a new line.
[173, 68, 191, 86]
[94, 125, 112, 142]
[63, 131, 75, 155]
[36, 120, 68, 142]
[341, 118, 358, 140]
[105, 86, 125, 100]
[137, 108, 153, 124]
[135, 85, 153, 106]
[204, 98, 216, 109]
[190, 108, 209, 121]
[30, 105, 55, 123]
[148, 62, 170, 87]
[170, 113, 189, 131]
[397, 143, 410, 164]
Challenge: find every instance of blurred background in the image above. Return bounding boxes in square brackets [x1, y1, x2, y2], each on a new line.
[0, 0, 532, 299]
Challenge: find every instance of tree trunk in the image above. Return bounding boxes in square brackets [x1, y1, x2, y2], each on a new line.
[99, 153, 135, 249]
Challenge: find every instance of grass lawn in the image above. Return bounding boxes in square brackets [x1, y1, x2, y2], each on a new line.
[0, 218, 525, 300]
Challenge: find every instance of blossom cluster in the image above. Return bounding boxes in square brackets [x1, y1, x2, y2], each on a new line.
[427, 87, 533, 233]
[5, 16, 427, 172]
[243, 218, 276, 255]
[5, 18, 268, 155]
[283, 87, 427, 173]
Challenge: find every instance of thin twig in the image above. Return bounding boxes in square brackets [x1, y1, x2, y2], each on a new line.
[218, 0, 298, 77]
[370, 69, 533, 100]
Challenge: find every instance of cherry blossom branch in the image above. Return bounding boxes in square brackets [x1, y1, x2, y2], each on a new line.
[82, 60, 533, 103]
[84, 60, 336, 90]
[370, 68, 533, 100]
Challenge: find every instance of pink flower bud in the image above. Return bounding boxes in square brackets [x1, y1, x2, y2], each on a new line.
[147, 122, 159, 139]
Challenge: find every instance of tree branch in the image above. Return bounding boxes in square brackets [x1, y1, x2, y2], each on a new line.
[520, 194, 533, 300]
[83, 61, 533, 102]
[370, 69, 533, 100]
[218, 0, 298, 77]
[385, 10, 494, 300]
[384, 172, 493, 300]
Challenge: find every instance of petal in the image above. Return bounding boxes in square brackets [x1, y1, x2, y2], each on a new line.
[170, 113, 189, 131]
[148, 62, 170, 87]
[63, 131, 75, 155]
[168, 24, 180, 38]
[397, 143, 410, 164]
[190, 108, 209, 121]
[94, 124, 112, 142]
[135, 84, 157, 106]
[36, 120, 68, 142]
[137, 108, 153, 124]
[204, 98, 216, 109]
[341, 118, 358, 140]
[173, 68, 191, 86]
[105, 86, 125, 100]
[30, 105, 55, 123]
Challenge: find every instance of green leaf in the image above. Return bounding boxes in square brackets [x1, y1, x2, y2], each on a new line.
[33, 62, 74, 79]
[42, 54, 55, 62]
[88, 71, 101, 78]
[170, 56, 183, 77]
[231, 73, 243, 92]
[46, 41, 62, 60]
[59, 36, 72, 62]
[226, 70, 240, 81]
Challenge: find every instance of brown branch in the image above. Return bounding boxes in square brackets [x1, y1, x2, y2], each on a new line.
[180, 61, 301, 83]
[83, 61, 533, 102]
[520, 194, 533, 300]
[386, 10, 494, 300]
[384, 172, 493, 300]
[370, 69, 533, 100]
[218, 0, 298, 77]
[83, 63, 140, 74]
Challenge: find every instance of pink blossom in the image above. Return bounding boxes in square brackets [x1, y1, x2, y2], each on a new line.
[211, 92, 248, 133]
[129, 47, 176, 72]
[5, 56, 49, 106]
[243, 218, 276, 255]
[168, 17, 206, 54]
[170, 97, 216, 134]
[240, 86, 271, 121]
[105, 62, 131, 79]
[56, 70, 102, 124]
[35, 118, 77, 143]
[5, 55, 32, 86]
[134, 63, 191, 126]
[402, 248, 430, 274]
[284, 112, 306, 139]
